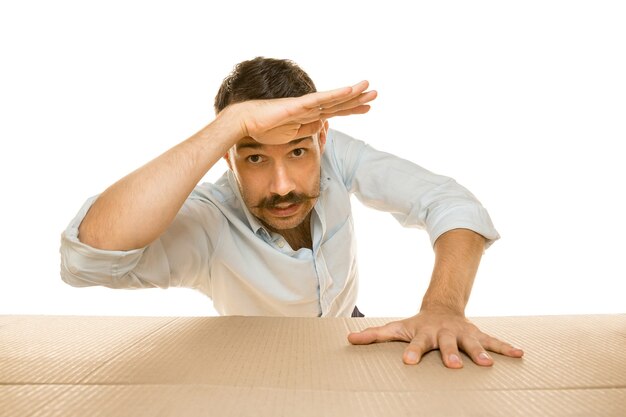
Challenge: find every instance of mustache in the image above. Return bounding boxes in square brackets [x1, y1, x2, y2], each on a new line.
[253, 191, 319, 210]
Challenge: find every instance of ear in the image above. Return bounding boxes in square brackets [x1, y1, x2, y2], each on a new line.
[318, 120, 329, 153]
[223, 150, 233, 171]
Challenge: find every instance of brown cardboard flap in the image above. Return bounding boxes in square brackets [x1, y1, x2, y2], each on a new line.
[1, 315, 625, 416]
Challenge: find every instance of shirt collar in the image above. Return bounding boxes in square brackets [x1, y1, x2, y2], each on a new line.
[226, 170, 267, 237]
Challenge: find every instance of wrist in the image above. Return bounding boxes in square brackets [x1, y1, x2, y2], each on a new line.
[419, 300, 465, 316]
[215, 103, 249, 140]
[196, 105, 249, 158]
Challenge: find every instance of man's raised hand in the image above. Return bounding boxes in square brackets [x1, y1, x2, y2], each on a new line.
[222, 81, 377, 145]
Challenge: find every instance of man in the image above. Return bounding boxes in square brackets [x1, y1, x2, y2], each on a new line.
[61, 57, 524, 368]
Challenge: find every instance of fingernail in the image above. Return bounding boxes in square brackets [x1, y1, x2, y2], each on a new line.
[406, 351, 418, 363]
[449, 354, 461, 364]
[479, 352, 491, 361]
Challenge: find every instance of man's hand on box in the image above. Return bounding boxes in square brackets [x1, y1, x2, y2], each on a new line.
[347, 307, 524, 368]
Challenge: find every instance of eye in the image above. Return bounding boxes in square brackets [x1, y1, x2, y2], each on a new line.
[291, 148, 307, 157]
[246, 154, 264, 164]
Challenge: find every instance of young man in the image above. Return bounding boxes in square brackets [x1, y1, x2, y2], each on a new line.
[61, 57, 523, 368]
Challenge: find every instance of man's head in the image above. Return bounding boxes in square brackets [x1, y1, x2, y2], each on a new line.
[214, 57, 317, 113]
[215, 57, 328, 233]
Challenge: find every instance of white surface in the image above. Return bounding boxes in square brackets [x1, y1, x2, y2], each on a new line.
[0, 1, 624, 317]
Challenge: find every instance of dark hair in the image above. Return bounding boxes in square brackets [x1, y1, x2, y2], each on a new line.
[214, 57, 317, 114]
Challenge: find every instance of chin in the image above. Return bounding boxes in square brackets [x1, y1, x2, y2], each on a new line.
[264, 216, 306, 231]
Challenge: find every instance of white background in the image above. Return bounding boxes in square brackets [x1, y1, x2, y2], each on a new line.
[1, 1, 624, 318]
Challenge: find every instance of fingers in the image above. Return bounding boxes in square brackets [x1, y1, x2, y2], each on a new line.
[319, 87, 377, 113]
[403, 330, 523, 368]
[302, 81, 376, 116]
[437, 331, 465, 368]
[481, 336, 525, 358]
[305, 80, 371, 110]
[322, 105, 372, 119]
[455, 334, 524, 367]
[403, 331, 466, 368]
[236, 80, 375, 144]
[403, 333, 435, 365]
[347, 321, 404, 345]
[348, 314, 524, 369]
[458, 335, 493, 367]
[320, 91, 377, 117]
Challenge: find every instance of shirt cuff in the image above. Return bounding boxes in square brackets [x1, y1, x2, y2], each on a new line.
[424, 204, 500, 249]
[59, 195, 147, 288]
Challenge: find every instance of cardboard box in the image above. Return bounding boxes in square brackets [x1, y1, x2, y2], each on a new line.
[1, 315, 625, 416]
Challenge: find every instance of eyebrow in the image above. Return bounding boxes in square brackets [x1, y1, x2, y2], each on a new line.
[236, 136, 313, 151]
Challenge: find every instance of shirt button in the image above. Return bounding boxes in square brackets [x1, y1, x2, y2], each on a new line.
[277, 240, 285, 248]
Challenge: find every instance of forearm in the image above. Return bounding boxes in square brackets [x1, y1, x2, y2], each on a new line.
[349, 228, 523, 367]
[420, 228, 486, 314]
[78, 110, 241, 251]
[77, 82, 375, 251]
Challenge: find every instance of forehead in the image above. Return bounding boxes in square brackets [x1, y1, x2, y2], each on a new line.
[234, 136, 314, 152]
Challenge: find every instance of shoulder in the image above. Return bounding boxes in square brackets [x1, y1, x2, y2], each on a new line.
[323, 129, 369, 165]
[325, 129, 366, 150]
[191, 172, 236, 206]
[187, 171, 251, 228]
[322, 129, 370, 188]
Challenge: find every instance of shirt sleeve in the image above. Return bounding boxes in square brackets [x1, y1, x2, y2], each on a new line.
[328, 130, 500, 248]
[59, 194, 225, 294]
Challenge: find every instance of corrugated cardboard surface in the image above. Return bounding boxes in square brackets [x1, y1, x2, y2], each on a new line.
[1, 315, 625, 416]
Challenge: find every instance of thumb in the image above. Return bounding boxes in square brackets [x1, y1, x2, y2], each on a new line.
[347, 321, 403, 345]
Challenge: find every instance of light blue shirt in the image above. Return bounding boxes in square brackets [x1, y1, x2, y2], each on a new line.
[60, 129, 500, 317]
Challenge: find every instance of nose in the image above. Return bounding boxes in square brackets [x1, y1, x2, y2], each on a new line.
[269, 162, 296, 196]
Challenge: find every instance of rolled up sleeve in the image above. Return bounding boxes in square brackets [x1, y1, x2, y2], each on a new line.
[329, 130, 500, 248]
[60, 194, 222, 292]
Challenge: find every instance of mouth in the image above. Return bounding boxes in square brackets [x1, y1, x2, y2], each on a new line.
[266, 202, 302, 217]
